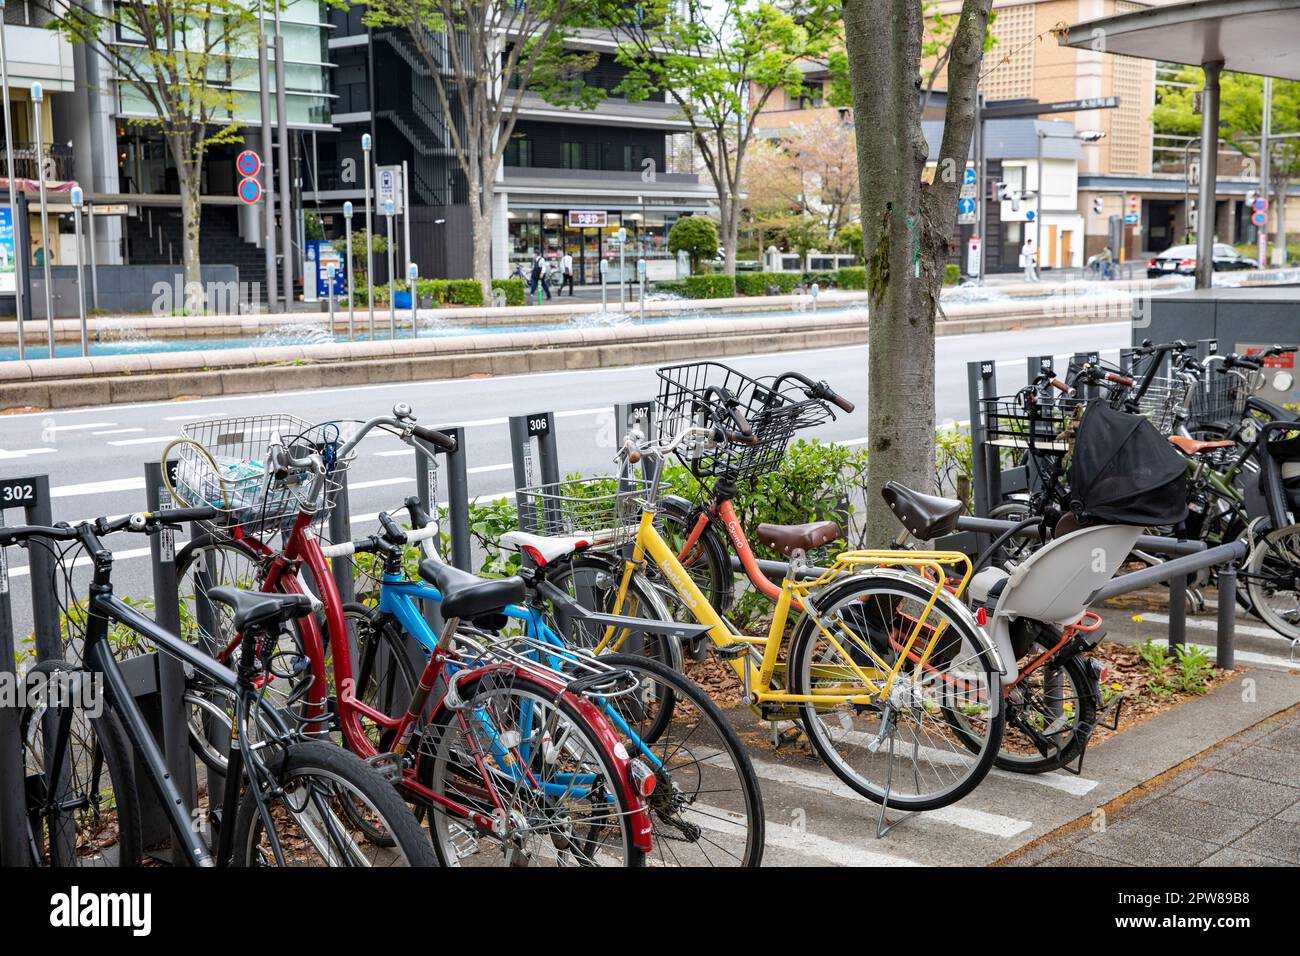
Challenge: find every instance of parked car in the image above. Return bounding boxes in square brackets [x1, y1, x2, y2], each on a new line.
[1146, 243, 1258, 277]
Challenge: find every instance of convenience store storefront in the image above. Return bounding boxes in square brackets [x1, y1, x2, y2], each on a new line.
[507, 208, 684, 284]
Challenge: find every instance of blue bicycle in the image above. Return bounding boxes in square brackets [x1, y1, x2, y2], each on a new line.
[326, 498, 765, 867]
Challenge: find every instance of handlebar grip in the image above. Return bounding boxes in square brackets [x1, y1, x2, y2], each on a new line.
[1106, 372, 1134, 387]
[1049, 378, 1069, 393]
[622, 438, 642, 465]
[412, 424, 456, 452]
[820, 386, 855, 413]
[154, 506, 217, 525]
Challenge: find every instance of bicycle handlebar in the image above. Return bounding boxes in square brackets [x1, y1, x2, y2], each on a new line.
[0, 506, 218, 548]
[319, 522, 440, 559]
[770, 370, 856, 413]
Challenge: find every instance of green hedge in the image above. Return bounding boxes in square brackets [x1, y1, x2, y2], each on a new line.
[652, 279, 689, 296]
[684, 274, 736, 298]
[802, 270, 837, 289]
[492, 278, 526, 306]
[943, 263, 961, 286]
[836, 266, 866, 290]
[735, 272, 801, 296]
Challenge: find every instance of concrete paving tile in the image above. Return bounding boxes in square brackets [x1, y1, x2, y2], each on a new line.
[1201, 847, 1293, 867]
[1230, 819, 1300, 864]
[1075, 817, 1221, 866]
[1216, 746, 1300, 788]
[1275, 802, 1300, 824]
[1037, 849, 1131, 867]
[1125, 795, 1266, 845]
[1173, 769, 1300, 816]
[1257, 721, 1300, 755]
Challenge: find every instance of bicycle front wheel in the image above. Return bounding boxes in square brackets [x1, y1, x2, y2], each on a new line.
[416, 668, 645, 867]
[788, 574, 1004, 811]
[231, 740, 436, 867]
[1245, 523, 1300, 640]
[598, 652, 763, 866]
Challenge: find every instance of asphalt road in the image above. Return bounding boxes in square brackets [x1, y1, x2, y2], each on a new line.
[1, 318, 1128, 633]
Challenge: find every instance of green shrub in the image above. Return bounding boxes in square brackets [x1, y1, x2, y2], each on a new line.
[652, 278, 689, 296]
[735, 272, 801, 296]
[684, 274, 736, 298]
[492, 278, 526, 306]
[943, 263, 961, 286]
[801, 270, 837, 289]
[668, 216, 720, 273]
[837, 266, 866, 290]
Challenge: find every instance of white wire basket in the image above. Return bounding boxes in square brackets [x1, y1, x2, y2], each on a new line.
[1135, 375, 1193, 435]
[163, 414, 350, 537]
[513, 476, 652, 548]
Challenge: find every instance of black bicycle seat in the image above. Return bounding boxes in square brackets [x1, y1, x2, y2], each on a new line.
[881, 481, 964, 539]
[207, 587, 315, 632]
[419, 559, 526, 620]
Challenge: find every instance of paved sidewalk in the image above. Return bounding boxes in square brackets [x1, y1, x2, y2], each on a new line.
[1002, 703, 1300, 867]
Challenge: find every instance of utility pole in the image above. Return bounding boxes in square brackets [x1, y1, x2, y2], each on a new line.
[0, 0, 26, 356]
[258, 0, 276, 312]
[973, 92, 985, 283]
[1258, 76, 1271, 269]
[274, 2, 292, 309]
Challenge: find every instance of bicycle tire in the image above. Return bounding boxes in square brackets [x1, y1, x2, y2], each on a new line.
[20, 659, 143, 867]
[230, 740, 436, 867]
[415, 668, 646, 867]
[599, 652, 764, 867]
[1245, 523, 1300, 640]
[788, 573, 1004, 811]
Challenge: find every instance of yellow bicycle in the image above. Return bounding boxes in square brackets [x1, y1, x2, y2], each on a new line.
[577, 420, 1007, 822]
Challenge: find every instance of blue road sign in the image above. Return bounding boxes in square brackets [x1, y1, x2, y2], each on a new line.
[1123, 213, 1140, 224]
[963, 167, 977, 186]
[236, 150, 261, 178]
[1026, 210, 1036, 221]
[958, 197, 976, 216]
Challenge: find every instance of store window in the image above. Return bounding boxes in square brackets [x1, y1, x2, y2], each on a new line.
[561, 142, 600, 170]
[505, 133, 532, 167]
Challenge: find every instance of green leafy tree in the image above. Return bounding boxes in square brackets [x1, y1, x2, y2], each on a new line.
[606, 0, 837, 275]
[835, 221, 863, 260]
[1153, 67, 1300, 257]
[348, 228, 390, 285]
[363, 0, 606, 304]
[668, 216, 719, 273]
[784, 216, 829, 259]
[41, 0, 259, 311]
[844, 0, 994, 545]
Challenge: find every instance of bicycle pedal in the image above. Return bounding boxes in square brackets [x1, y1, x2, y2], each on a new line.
[716, 642, 751, 661]
[773, 725, 803, 749]
[366, 753, 405, 782]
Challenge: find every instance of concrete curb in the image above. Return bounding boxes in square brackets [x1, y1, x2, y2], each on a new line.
[0, 305, 1123, 411]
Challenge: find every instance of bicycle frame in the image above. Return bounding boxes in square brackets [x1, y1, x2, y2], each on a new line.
[599, 507, 975, 710]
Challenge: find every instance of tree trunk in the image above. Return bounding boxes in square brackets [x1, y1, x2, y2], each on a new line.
[845, 0, 991, 546]
[1273, 177, 1289, 266]
[724, 195, 741, 275]
[471, 202, 494, 306]
[171, 142, 205, 314]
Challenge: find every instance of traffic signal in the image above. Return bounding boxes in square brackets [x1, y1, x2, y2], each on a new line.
[1091, 196, 1105, 215]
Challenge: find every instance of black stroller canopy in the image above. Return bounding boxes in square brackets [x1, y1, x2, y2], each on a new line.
[1068, 400, 1188, 527]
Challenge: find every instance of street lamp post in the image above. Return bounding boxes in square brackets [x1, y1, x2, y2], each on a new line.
[385, 198, 395, 339]
[70, 186, 87, 357]
[257, 0, 276, 312]
[273, 0, 292, 309]
[86, 201, 98, 310]
[362, 134, 374, 339]
[407, 261, 418, 333]
[0, 0, 25, 358]
[32, 82, 53, 354]
[343, 201, 355, 340]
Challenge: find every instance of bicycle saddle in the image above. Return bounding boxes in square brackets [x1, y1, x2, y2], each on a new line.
[1167, 435, 1234, 455]
[754, 520, 841, 556]
[419, 559, 526, 620]
[207, 587, 315, 632]
[881, 481, 964, 540]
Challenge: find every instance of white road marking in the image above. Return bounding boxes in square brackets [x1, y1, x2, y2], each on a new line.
[106, 435, 178, 446]
[347, 477, 415, 491]
[7, 546, 154, 579]
[48, 422, 116, 432]
[51, 477, 147, 498]
[749, 759, 1032, 837]
[1189, 643, 1300, 671]
[92, 427, 144, 436]
[467, 463, 512, 475]
[0, 447, 57, 460]
[1139, 611, 1292, 643]
[686, 802, 919, 867]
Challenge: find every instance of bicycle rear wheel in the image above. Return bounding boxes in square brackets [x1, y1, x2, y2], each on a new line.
[416, 667, 645, 867]
[231, 740, 436, 867]
[788, 574, 1004, 811]
[20, 660, 142, 867]
[1245, 524, 1300, 640]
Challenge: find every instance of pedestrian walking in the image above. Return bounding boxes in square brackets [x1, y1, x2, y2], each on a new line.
[1021, 237, 1039, 282]
[560, 250, 575, 296]
[529, 250, 552, 301]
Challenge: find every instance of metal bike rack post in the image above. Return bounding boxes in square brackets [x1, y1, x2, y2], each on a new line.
[145, 461, 198, 863]
[1073, 350, 1100, 400]
[415, 427, 470, 573]
[510, 412, 560, 532]
[1216, 562, 1238, 670]
[0, 474, 58, 866]
[328, 469, 355, 606]
[966, 359, 999, 522]
[614, 399, 658, 480]
[1196, 338, 1218, 362]
[1168, 571, 1187, 649]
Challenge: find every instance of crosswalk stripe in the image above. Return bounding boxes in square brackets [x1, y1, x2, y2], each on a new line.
[749, 758, 1031, 837]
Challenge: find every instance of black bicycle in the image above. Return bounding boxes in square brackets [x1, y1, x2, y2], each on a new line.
[5, 507, 435, 868]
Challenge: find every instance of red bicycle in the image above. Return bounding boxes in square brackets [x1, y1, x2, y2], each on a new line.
[165, 404, 653, 866]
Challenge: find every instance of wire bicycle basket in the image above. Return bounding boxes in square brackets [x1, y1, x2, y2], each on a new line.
[1133, 375, 1195, 435]
[163, 414, 349, 538]
[980, 393, 1085, 456]
[514, 476, 652, 547]
[654, 361, 836, 482]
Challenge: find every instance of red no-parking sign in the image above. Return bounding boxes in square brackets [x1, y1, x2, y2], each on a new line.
[237, 177, 263, 204]
[236, 150, 262, 179]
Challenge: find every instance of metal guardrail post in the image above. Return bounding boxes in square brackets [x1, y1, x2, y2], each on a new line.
[1216, 562, 1237, 669]
[1168, 573, 1187, 649]
[966, 359, 998, 524]
[0, 473, 57, 865]
[145, 461, 197, 864]
[412, 425, 470, 637]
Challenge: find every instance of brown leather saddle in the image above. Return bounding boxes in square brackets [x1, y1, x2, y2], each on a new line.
[754, 520, 842, 557]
